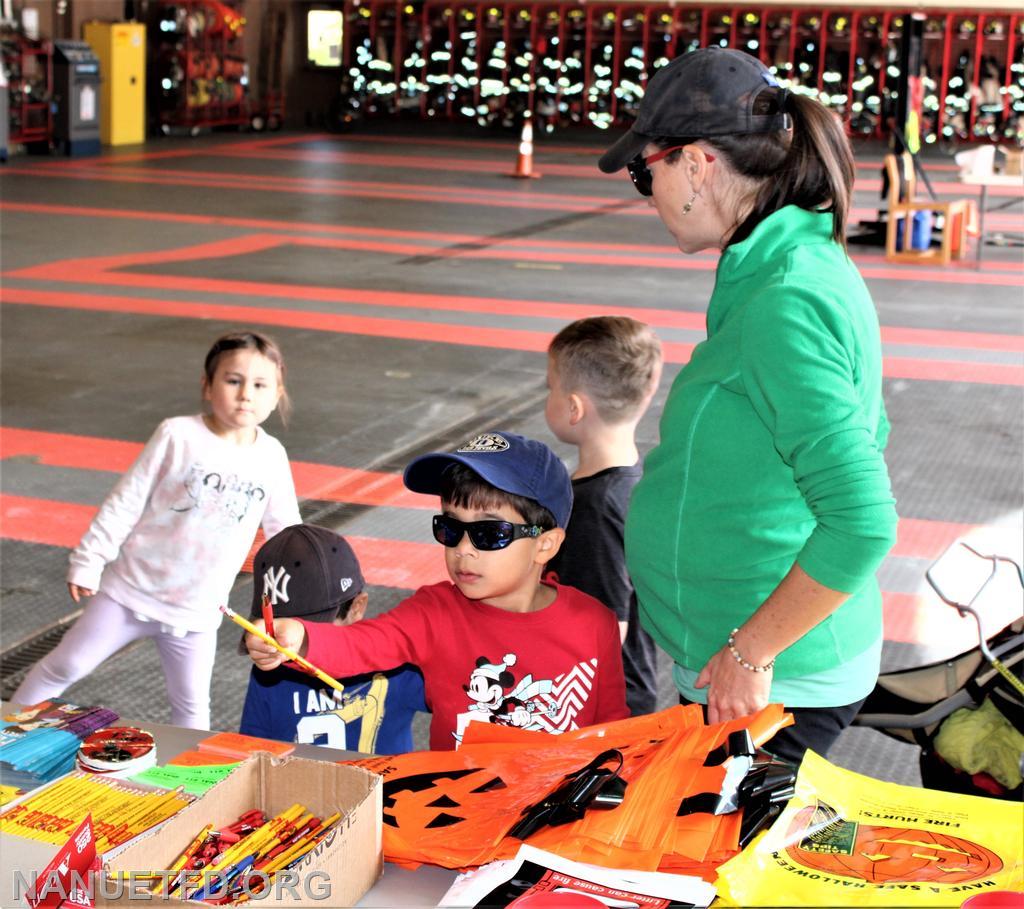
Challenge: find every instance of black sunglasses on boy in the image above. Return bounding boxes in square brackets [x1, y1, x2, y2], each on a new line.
[432, 514, 545, 551]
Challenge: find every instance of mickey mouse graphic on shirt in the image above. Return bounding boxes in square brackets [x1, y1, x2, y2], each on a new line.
[454, 654, 556, 744]
[463, 653, 516, 713]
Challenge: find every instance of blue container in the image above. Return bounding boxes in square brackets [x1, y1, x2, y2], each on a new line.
[896, 210, 934, 251]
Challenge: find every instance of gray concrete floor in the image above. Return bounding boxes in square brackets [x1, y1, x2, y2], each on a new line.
[1, 124, 1022, 791]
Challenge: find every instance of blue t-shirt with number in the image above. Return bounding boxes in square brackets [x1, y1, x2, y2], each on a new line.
[239, 664, 426, 754]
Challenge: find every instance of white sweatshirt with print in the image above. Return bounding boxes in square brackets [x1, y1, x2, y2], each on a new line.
[68, 415, 301, 632]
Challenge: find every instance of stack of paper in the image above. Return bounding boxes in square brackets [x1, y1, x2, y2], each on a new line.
[0, 700, 120, 790]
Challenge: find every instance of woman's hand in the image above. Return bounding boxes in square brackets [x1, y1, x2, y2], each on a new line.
[68, 583, 96, 603]
[693, 566, 852, 723]
[245, 617, 308, 671]
[695, 646, 772, 724]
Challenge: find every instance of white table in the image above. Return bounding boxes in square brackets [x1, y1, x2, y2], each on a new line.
[0, 718, 457, 908]
[957, 171, 1024, 266]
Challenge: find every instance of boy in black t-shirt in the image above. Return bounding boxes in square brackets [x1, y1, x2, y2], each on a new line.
[545, 316, 664, 715]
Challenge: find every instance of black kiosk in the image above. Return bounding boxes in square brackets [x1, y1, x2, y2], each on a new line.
[52, 40, 101, 156]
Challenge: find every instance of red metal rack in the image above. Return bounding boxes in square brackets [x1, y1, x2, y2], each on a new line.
[153, 0, 253, 132]
[340, 1, 1023, 143]
[2, 35, 54, 146]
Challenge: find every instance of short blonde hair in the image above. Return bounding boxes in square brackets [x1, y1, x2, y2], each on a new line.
[548, 316, 662, 424]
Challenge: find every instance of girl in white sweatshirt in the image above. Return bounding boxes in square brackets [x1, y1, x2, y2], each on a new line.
[13, 331, 301, 729]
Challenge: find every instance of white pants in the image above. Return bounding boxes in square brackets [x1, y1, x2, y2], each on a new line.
[12, 591, 218, 729]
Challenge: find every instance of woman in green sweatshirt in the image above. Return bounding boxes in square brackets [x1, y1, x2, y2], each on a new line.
[598, 48, 898, 764]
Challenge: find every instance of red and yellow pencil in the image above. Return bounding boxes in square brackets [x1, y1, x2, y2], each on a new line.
[153, 822, 213, 895]
[221, 606, 344, 695]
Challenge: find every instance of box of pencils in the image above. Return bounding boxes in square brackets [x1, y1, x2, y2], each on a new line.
[96, 752, 382, 907]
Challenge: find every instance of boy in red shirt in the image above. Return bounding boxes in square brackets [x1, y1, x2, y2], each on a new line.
[245, 430, 628, 749]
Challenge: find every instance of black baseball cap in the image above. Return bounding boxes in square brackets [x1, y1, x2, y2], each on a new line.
[403, 431, 572, 529]
[598, 47, 790, 174]
[249, 524, 365, 624]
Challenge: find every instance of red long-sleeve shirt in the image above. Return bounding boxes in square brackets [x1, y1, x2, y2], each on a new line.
[302, 581, 628, 750]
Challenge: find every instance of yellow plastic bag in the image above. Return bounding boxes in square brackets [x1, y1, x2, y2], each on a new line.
[716, 750, 1024, 907]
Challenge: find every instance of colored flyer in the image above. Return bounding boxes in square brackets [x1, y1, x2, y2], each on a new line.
[196, 732, 294, 760]
[438, 844, 716, 908]
[715, 750, 1024, 907]
[129, 762, 237, 796]
[166, 749, 241, 767]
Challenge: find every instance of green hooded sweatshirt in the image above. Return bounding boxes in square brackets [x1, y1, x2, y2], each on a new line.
[626, 205, 898, 679]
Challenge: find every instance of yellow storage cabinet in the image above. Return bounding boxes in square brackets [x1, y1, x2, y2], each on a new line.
[83, 21, 146, 145]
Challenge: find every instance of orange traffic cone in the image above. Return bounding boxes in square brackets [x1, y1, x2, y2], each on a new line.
[508, 111, 541, 179]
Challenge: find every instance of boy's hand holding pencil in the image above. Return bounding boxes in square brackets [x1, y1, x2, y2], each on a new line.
[222, 607, 346, 695]
[246, 618, 308, 671]
[222, 607, 310, 672]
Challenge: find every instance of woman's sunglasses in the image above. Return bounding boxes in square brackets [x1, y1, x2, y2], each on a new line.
[626, 145, 715, 197]
[432, 514, 544, 551]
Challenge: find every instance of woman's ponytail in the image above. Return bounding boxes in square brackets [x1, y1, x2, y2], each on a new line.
[783, 93, 855, 247]
[705, 90, 856, 249]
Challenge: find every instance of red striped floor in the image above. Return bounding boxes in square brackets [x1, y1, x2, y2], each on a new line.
[2, 199, 1021, 275]
[1, 426, 431, 509]
[0, 426, 1001, 648]
[5, 281, 1020, 387]
[6, 148, 1020, 222]
[12, 130, 968, 172]
[10, 163, 1022, 228]
[2, 133, 1019, 657]
[0, 494, 448, 592]
[15, 131, 1019, 197]
[4, 202, 1021, 390]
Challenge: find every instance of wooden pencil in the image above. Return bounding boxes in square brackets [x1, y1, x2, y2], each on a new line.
[221, 606, 344, 694]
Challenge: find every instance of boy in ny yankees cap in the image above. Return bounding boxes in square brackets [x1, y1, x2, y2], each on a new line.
[238, 524, 426, 753]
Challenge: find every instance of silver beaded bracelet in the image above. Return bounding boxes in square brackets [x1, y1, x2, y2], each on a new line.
[726, 628, 775, 673]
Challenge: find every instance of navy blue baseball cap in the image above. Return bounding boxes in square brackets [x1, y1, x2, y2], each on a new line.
[239, 524, 365, 653]
[249, 524, 364, 622]
[403, 431, 572, 528]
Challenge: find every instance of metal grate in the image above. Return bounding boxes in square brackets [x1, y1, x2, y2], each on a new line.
[0, 616, 79, 700]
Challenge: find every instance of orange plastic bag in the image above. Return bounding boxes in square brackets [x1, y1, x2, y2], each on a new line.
[347, 704, 791, 874]
[523, 705, 790, 877]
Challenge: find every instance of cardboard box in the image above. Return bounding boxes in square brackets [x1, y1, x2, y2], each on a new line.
[96, 753, 381, 907]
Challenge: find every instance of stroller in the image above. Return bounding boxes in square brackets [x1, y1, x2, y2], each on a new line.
[854, 538, 1024, 800]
